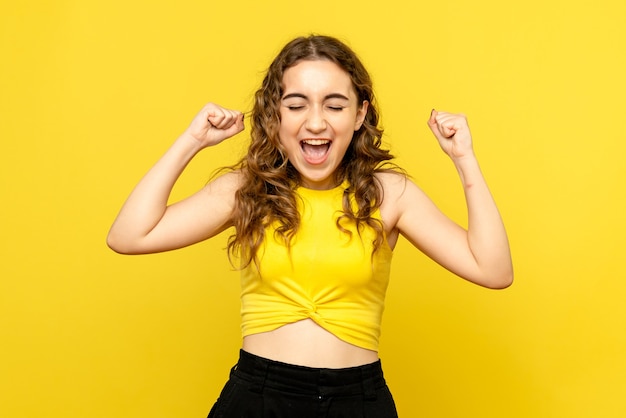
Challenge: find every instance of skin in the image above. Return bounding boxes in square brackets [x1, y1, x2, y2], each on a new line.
[107, 59, 513, 368]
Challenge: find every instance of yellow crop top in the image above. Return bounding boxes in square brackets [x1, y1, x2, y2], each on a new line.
[240, 182, 393, 352]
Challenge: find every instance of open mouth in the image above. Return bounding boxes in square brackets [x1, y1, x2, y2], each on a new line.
[300, 139, 331, 162]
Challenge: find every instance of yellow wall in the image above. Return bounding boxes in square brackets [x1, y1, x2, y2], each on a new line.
[1, 0, 625, 417]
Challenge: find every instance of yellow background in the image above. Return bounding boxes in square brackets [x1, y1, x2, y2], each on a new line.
[1, 0, 625, 417]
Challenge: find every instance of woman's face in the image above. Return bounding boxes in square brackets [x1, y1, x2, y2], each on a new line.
[278, 59, 368, 190]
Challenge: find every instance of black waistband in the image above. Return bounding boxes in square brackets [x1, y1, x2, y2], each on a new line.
[232, 349, 386, 399]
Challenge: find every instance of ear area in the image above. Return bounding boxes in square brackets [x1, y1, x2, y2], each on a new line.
[354, 100, 369, 131]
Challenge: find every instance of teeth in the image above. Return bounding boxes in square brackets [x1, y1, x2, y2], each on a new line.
[302, 139, 330, 145]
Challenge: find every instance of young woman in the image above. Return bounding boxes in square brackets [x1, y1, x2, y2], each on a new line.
[107, 35, 513, 417]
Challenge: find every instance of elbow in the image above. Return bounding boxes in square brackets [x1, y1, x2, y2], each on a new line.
[106, 233, 125, 254]
[107, 228, 161, 255]
[484, 276, 513, 290]
[482, 269, 514, 290]
[106, 230, 136, 255]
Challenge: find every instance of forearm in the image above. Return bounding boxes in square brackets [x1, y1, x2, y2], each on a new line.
[454, 154, 513, 288]
[107, 133, 204, 250]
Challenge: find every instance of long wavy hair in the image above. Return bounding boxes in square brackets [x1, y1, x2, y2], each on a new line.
[228, 35, 396, 267]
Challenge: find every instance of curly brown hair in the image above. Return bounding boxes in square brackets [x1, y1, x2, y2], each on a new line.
[228, 35, 397, 267]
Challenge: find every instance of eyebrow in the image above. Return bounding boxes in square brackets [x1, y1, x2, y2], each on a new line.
[281, 93, 350, 101]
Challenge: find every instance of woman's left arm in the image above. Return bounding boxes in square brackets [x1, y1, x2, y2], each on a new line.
[390, 110, 513, 289]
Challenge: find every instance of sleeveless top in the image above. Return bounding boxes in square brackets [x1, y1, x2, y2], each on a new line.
[239, 182, 393, 351]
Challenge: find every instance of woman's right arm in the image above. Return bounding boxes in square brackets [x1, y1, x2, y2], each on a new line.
[106, 103, 245, 254]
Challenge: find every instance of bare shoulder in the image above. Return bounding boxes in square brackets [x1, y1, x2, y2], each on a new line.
[375, 169, 405, 185]
[375, 170, 415, 203]
[200, 169, 243, 200]
[375, 171, 410, 239]
[375, 170, 435, 231]
[207, 169, 243, 189]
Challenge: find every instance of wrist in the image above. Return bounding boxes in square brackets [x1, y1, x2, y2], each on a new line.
[451, 151, 478, 169]
[451, 153, 483, 189]
[164, 132, 207, 166]
[177, 131, 208, 153]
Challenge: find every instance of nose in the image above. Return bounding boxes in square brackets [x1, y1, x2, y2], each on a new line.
[304, 106, 327, 133]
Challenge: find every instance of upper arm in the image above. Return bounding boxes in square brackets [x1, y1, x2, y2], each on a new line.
[379, 172, 482, 282]
[119, 171, 240, 254]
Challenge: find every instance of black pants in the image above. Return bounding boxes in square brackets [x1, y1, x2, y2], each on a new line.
[208, 350, 398, 417]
